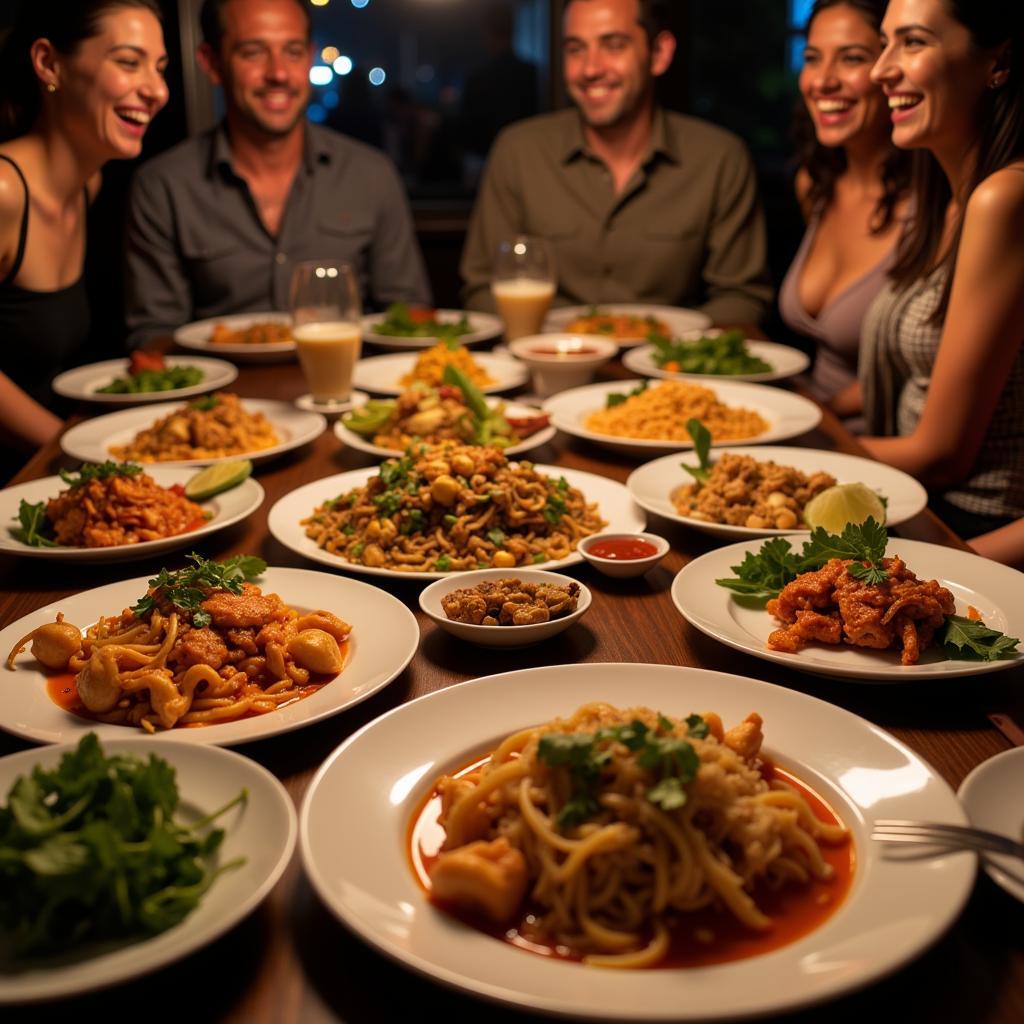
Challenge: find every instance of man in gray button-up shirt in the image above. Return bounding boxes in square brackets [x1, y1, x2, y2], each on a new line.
[125, 0, 430, 347]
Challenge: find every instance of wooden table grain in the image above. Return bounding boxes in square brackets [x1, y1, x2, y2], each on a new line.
[2, 348, 1022, 1024]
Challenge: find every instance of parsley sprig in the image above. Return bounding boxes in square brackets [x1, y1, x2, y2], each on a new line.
[131, 553, 267, 627]
[680, 418, 713, 483]
[715, 518, 889, 600]
[10, 500, 59, 548]
[537, 714, 708, 829]
[941, 616, 1020, 661]
[58, 461, 145, 488]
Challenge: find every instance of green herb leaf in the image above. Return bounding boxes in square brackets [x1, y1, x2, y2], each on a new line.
[715, 538, 801, 600]
[58, 461, 145, 488]
[941, 615, 1020, 661]
[10, 500, 59, 548]
[131, 553, 266, 620]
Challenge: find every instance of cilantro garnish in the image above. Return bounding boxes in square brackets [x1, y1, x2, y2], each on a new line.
[58, 461, 144, 488]
[131, 553, 266, 627]
[941, 616, 1020, 661]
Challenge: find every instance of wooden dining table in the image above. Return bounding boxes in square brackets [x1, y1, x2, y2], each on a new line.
[1, 341, 1022, 1024]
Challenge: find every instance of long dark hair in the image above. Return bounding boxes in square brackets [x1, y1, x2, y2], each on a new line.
[0, 0, 162, 142]
[794, 0, 911, 232]
[890, 1, 1024, 322]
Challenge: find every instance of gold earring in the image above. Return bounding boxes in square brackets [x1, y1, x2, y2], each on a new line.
[46, 82, 57, 93]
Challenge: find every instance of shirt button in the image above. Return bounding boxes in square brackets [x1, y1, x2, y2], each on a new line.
[275, 253, 287, 265]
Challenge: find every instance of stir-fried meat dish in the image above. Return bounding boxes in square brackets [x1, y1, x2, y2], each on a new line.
[441, 578, 580, 625]
[767, 556, 955, 665]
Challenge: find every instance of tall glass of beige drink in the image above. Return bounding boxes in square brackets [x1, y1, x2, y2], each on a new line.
[289, 261, 362, 405]
[491, 236, 556, 341]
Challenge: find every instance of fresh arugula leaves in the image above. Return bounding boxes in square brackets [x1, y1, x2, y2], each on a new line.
[131, 553, 267, 627]
[0, 733, 246, 957]
[10, 500, 59, 548]
[941, 615, 1020, 661]
[680, 418, 713, 483]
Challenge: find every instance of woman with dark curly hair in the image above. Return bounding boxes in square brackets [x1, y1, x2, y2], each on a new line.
[859, 0, 1024, 549]
[779, 0, 910, 425]
[0, 0, 168, 470]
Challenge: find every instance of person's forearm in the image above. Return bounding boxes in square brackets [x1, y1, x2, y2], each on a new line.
[0, 374, 61, 450]
[828, 380, 863, 419]
[968, 518, 1024, 569]
[858, 433, 968, 489]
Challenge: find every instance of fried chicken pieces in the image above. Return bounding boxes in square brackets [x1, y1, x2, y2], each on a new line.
[766, 556, 954, 665]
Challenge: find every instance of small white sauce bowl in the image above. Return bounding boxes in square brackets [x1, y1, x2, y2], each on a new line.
[578, 531, 670, 578]
[419, 568, 592, 647]
[509, 334, 618, 397]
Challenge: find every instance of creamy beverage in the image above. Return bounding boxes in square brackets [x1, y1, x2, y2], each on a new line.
[491, 278, 556, 341]
[293, 321, 362, 402]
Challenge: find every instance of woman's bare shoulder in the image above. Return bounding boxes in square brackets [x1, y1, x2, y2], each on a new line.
[966, 161, 1024, 222]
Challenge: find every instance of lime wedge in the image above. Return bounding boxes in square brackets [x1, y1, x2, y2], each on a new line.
[184, 460, 253, 501]
[803, 483, 886, 533]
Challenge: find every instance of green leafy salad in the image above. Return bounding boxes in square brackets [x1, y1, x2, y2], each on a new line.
[0, 733, 246, 958]
[371, 302, 472, 340]
[97, 366, 204, 394]
[715, 519, 1019, 661]
[651, 329, 772, 376]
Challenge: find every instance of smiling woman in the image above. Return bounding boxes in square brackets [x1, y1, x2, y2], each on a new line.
[0, 0, 168, 471]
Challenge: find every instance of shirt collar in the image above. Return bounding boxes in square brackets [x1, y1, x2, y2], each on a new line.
[559, 106, 680, 166]
[207, 121, 331, 179]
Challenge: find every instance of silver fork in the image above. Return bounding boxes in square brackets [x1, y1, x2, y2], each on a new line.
[872, 819, 1024, 860]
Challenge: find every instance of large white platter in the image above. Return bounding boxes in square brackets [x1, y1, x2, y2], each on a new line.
[672, 536, 1024, 680]
[267, 465, 646, 581]
[353, 351, 529, 396]
[622, 336, 810, 383]
[333, 398, 555, 459]
[51, 355, 238, 405]
[300, 662, 973, 1021]
[0, 738, 295, 1003]
[0, 466, 264, 563]
[543, 303, 712, 348]
[173, 311, 295, 363]
[0, 567, 418, 746]
[544, 379, 822, 456]
[627, 447, 927, 540]
[958, 746, 1024, 903]
[60, 398, 326, 468]
[361, 308, 503, 349]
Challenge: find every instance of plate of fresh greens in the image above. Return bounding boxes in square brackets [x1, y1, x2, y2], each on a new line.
[622, 329, 810, 383]
[672, 521, 1024, 679]
[362, 305, 503, 350]
[51, 354, 238, 405]
[0, 734, 295, 1002]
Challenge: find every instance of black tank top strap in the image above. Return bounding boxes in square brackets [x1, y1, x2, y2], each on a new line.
[0, 154, 30, 287]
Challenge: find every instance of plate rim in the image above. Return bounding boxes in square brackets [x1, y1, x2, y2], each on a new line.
[0, 737, 297, 1003]
[0, 566, 419, 746]
[59, 398, 327, 468]
[299, 661, 974, 1021]
[671, 535, 1024, 680]
[266, 464, 646, 580]
[625, 446, 928, 539]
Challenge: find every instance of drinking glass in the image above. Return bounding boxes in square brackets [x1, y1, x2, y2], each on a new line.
[289, 260, 362, 405]
[490, 236, 556, 342]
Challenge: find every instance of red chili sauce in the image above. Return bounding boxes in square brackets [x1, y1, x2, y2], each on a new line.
[587, 537, 658, 560]
[408, 755, 854, 968]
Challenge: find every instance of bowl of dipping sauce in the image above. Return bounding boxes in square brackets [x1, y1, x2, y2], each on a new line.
[578, 531, 669, 578]
[509, 333, 617, 397]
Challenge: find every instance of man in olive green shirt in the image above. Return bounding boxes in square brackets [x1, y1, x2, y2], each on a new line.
[460, 0, 771, 325]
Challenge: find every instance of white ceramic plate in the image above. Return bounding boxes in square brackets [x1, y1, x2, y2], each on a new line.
[0, 567, 418, 746]
[627, 447, 928, 540]
[958, 746, 1024, 902]
[672, 536, 1024, 680]
[544, 379, 822, 456]
[361, 309, 503, 349]
[0, 738, 295, 1003]
[0, 467, 264, 563]
[60, 398, 326, 468]
[419, 568, 592, 647]
[543, 304, 712, 348]
[267, 465, 646, 581]
[51, 356, 238, 405]
[622, 336, 810, 383]
[353, 352, 529, 396]
[300, 662, 973, 1021]
[173, 312, 295, 363]
[333, 398, 555, 459]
